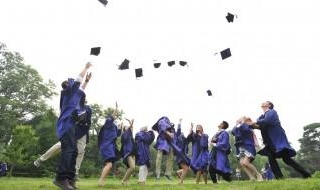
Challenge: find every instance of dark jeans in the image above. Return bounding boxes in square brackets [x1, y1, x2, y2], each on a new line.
[267, 149, 310, 179]
[208, 165, 232, 183]
[56, 126, 78, 181]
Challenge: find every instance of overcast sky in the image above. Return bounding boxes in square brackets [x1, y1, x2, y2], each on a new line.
[1, 0, 320, 149]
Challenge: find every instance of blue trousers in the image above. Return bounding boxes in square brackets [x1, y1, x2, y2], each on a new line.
[56, 125, 77, 181]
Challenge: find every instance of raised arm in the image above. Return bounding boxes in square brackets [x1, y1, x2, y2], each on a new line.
[77, 62, 92, 81]
[81, 72, 92, 90]
[112, 102, 119, 119]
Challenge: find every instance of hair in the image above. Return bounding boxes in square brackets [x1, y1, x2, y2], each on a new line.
[222, 121, 229, 129]
[266, 101, 274, 109]
[61, 80, 68, 89]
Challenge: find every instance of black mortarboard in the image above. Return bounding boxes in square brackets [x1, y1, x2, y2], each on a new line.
[220, 48, 232, 60]
[135, 68, 143, 78]
[119, 59, 129, 70]
[207, 90, 212, 96]
[226, 12, 235, 23]
[90, 47, 101, 56]
[154, 62, 161, 68]
[167, 61, 175, 67]
[179, 61, 187, 66]
[98, 0, 108, 6]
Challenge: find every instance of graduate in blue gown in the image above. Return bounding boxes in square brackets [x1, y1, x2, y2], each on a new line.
[120, 118, 135, 185]
[98, 103, 122, 187]
[187, 123, 209, 184]
[174, 119, 190, 184]
[251, 101, 311, 179]
[54, 62, 92, 190]
[135, 126, 155, 184]
[231, 117, 263, 181]
[153, 116, 175, 180]
[208, 121, 232, 184]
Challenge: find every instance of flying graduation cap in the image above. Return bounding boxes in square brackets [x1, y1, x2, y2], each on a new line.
[206, 90, 212, 96]
[135, 68, 143, 78]
[226, 12, 237, 23]
[90, 47, 101, 56]
[154, 62, 161, 68]
[119, 59, 130, 70]
[98, 0, 108, 6]
[220, 48, 232, 60]
[179, 61, 188, 67]
[167, 61, 175, 67]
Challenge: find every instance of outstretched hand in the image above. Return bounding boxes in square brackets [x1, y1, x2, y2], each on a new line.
[85, 62, 93, 69]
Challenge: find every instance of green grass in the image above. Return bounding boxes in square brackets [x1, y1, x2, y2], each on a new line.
[0, 177, 319, 190]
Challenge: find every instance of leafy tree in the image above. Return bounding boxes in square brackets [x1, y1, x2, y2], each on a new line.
[1, 125, 39, 177]
[297, 123, 320, 174]
[0, 42, 56, 146]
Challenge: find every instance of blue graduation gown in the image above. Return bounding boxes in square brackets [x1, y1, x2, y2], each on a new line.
[75, 105, 92, 142]
[187, 132, 209, 173]
[173, 124, 190, 166]
[154, 117, 173, 154]
[135, 131, 155, 167]
[231, 123, 256, 157]
[56, 78, 84, 138]
[98, 116, 122, 163]
[256, 109, 296, 157]
[209, 130, 232, 174]
[121, 129, 135, 167]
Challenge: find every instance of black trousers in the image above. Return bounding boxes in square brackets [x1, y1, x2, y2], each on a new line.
[267, 149, 310, 179]
[208, 165, 232, 183]
[56, 125, 78, 181]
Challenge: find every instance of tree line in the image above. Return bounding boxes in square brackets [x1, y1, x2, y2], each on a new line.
[1, 42, 319, 179]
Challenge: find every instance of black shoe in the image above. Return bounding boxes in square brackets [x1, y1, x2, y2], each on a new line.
[68, 179, 78, 189]
[164, 175, 172, 181]
[53, 179, 75, 190]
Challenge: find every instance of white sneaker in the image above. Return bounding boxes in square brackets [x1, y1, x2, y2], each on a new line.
[34, 158, 41, 167]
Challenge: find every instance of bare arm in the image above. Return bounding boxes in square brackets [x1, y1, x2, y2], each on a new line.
[76, 62, 92, 82]
[112, 102, 119, 119]
[81, 72, 92, 90]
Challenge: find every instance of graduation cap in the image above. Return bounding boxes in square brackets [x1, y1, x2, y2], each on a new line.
[167, 61, 175, 67]
[154, 62, 161, 68]
[179, 61, 188, 67]
[90, 47, 101, 56]
[226, 12, 236, 23]
[119, 59, 129, 70]
[206, 90, 212, 96]
[98, 0, 108, 6]
[135, 68, 143, 78]
[220, 48, 232, 60]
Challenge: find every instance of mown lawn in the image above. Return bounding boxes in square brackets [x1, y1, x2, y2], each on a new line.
[0, 177, 319, 190]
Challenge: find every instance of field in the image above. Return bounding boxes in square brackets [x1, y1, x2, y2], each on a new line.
[0, 177, 319, 190]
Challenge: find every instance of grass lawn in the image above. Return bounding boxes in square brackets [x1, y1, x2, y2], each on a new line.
[0, 177, 319, 190]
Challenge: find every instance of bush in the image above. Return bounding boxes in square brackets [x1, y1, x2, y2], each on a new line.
[312, 171, 320, 178]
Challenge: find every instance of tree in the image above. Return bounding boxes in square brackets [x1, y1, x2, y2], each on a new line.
[0, 42, 56, 146]
[297, 123, 320, 174]
[1, 125, 39, 177]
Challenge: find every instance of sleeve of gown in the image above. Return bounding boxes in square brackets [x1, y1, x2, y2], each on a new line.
[215, 132, 230, 151]
[256, 110, 276, 126]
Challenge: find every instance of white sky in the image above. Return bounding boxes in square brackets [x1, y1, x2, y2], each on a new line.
[1, 0, 320, 150]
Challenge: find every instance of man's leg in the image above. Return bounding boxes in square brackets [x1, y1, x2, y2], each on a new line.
[267, 151, 283, 179]
[75, 135, 87, 178]
[54, 126, 77, 190]
[281, 151, 311, 178]
[34, 142, 61, 167]
[208, 165, 218, 183]
[155, 150, 163, 179]
[164, 148, 173, 179]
